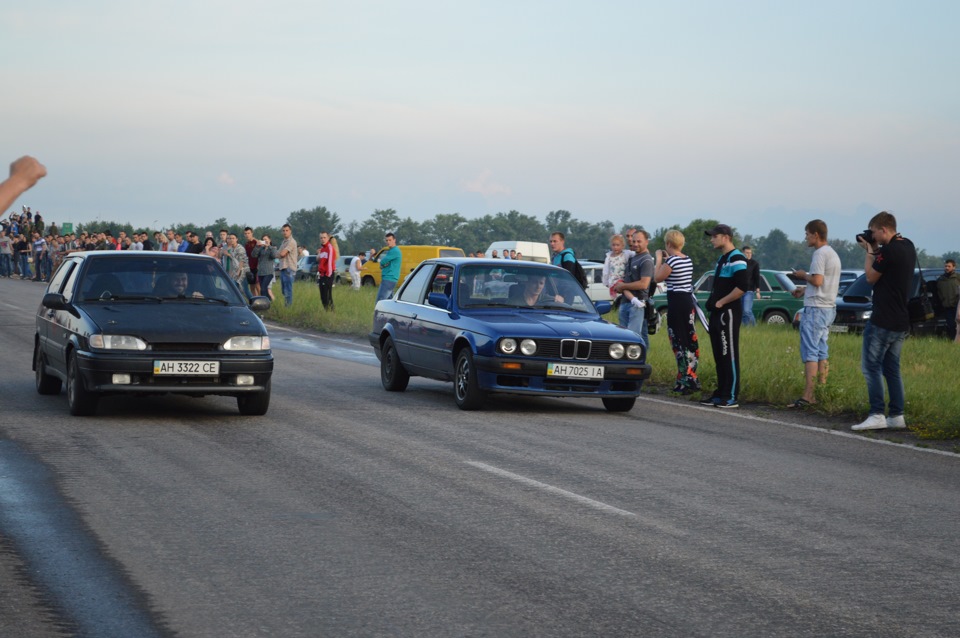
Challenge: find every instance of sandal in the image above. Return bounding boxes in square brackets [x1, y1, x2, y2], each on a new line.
[788, 398, 814, 408]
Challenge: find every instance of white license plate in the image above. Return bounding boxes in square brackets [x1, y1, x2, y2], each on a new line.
[829, 325, 849, 333]
[153, 360, 220, 376]
[546, 363, 604, 379]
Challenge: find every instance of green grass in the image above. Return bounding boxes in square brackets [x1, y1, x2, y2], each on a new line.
[264, 283, 960, 439]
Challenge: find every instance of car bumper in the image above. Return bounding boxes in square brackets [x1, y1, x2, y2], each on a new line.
[76, 350, 273, 396]
[473, 354, 651, 398]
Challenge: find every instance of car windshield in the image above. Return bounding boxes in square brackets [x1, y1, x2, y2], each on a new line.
[79, 256, 246, 304]
[456, 264, 596, 313]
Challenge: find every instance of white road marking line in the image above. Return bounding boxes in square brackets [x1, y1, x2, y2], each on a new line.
[466, 461, 636, 517]
[466, 461, 687, 536]
[640, 396, 960, 459]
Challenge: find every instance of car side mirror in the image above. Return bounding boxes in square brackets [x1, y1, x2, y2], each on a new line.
[42, 293, 68, 310]
[427, 292, 451, 310]
[249, 296, 271, 311]
[594, 300, 612, 315]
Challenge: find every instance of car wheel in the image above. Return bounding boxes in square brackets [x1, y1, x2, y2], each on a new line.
[35, 345, 62, 395]
[362, 276, 376, 287]
[66, 352, 98, 416]
[656, 307, 668, 334]
[380, 336, 410, 391]
[764, 310, 789, 326]
[454, 349, 484, 411]
[602, 397, 636, 412]
[237, 379, 271, 416]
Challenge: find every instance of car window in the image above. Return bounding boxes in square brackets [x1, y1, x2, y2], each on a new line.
[759, 274, 773, 292]
[47, 259, 77, 294]
[397, 263, 434, 304]
[78, 256, 246, 304]
[695, 274, 714, 293]
[429, 266, 454, 296]
[62, 261, 83, 303]
[459, 264, 596, 313]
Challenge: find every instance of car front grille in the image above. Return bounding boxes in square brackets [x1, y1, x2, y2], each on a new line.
[150, 343, 221, 352]
[532, 340, 623, 361]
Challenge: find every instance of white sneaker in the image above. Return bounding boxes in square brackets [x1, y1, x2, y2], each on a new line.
[886, 415, 906, 429]
[852, 413, 888, 431]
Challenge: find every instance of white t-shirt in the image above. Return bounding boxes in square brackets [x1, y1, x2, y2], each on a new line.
[804, 244, 841, 308]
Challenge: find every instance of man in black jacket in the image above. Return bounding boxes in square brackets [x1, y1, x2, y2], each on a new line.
[851, 211, 915, 431]
[740, 246, 761, 326]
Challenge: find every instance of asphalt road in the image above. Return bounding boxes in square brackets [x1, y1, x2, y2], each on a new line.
[1, 276, 958, 637]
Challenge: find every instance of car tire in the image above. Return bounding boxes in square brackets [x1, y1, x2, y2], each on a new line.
[656, 307, 668, 334]
[237, 379, 271, 416]
[67, 352, 98, 416]
[454, 349, 484, 411]
[362, 276, 376, 287]
[602, 397, 636, 412]
[35, 345, 62, 395]
[380, 336, 410, 392]
[764, 310, 789, 326]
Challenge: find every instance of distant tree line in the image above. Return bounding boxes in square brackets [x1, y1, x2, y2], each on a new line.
[78, 206, 955, 277]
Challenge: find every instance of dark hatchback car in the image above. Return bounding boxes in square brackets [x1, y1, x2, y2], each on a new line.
[369, 259, 652, 412]
[831, 268, 946, 335]
[34, 252, 274, 416]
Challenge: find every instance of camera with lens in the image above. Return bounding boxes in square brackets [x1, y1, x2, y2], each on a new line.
[856, 228, 874, 244]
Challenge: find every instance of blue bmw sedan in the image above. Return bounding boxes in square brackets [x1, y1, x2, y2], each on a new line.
[369, 259, 652, 411]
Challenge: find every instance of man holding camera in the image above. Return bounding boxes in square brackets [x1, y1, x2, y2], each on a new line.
[851, 211, 915, 431]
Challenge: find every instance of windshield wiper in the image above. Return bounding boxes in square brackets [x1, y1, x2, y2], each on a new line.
[84, 294, 163, 302]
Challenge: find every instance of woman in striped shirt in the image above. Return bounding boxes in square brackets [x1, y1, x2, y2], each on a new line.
[654, 229, 700, 394]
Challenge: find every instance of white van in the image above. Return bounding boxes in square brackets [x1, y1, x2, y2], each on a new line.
[484, 241, 551, 263]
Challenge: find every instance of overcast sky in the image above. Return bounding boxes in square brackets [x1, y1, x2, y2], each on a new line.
[4, 1, 958, 255]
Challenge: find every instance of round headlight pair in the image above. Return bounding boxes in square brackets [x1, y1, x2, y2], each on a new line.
[609, 343, 644, 360]
[499, 338, 537, 355]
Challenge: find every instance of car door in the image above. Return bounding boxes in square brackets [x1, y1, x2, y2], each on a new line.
[42, 258, 81, 371]
[410, 265, 458, 376]
[391, 263, 435, 367]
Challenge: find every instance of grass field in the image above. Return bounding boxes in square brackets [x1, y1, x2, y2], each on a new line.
[264, 281, 960, 440]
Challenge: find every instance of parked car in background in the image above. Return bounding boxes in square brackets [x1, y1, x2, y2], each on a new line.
[650, 269, 802, 331]
[370, 259, 651, 412]
[791, 269, 865, 329]
[295, 255, 318, 280]
[34, 252, 273, 416]
[360, 245, 465, 288]
[334, 255, 356, 286]
[484, 241, 551, 263]
[828, 268, 946, 335]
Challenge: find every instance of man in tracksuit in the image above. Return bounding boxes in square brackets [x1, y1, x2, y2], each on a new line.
[700, 224, 748, 409]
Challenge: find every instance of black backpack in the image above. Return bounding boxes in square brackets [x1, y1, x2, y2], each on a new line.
[560, 249, 588, 289]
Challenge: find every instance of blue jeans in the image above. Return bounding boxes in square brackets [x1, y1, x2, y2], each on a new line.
[741, 291, 757, 326]
[861, 321, 907, 417]
[0, 253, 10, 277]
[627, 303, 649, 350]
[280, 268, 294, 306]
[377, 279, 397, 302]
[19, 253, 31, 278]
[799, 306, 836, 362]
[618, 299, 631, 328]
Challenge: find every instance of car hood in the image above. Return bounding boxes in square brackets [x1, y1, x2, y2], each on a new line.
[464, 311, 636, 341]
[82, 303, 265, 342]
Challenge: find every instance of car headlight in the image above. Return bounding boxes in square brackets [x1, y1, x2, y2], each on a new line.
[499, 338, 517, 354]
[861, 311, 872, 320]
[520, 339, 537, 355]
[89, 334, 147, 350]
[222, 336, 271, 351]
[626, 344, 643, 360]
[608, 343, 625, 359]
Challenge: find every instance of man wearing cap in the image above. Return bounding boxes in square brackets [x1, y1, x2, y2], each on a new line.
[700, 224, 748, 409]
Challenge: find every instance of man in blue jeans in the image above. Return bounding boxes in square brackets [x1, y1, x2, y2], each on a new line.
[277, 223, 298, 306]
[376, 233, 402, 302]
[851, 211, 915, 431]
[740, 246, 760, 326]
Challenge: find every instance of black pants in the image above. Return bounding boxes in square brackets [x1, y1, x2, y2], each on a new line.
[708, 305, 742, 402]
[667, 291, 700, 390]
[318, 275, 334, 310]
